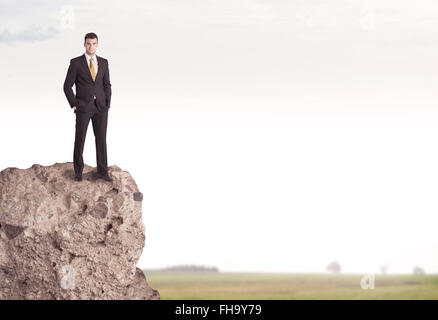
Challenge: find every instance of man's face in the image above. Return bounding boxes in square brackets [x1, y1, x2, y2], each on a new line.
[84, 38, 98, 55]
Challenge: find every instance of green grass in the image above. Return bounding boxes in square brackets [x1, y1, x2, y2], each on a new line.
[142, 271, 438, 300]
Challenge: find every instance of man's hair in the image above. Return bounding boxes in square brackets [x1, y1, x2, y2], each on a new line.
[84, 32, 98, 42]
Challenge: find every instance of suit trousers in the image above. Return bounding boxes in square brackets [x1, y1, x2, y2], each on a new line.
[73, 99, 108, 176]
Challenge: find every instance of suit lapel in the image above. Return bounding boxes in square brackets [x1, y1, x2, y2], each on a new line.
[95, 55, 102, 80]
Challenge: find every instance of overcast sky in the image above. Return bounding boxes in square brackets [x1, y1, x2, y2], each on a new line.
[1, 0, 438, 274]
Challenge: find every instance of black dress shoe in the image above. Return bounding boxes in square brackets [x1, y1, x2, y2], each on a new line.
[74, 174, 82, 181]
[96, 172, 113, 182]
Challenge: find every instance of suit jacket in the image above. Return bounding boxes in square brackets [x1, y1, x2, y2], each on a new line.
[63, 53, 111, 113]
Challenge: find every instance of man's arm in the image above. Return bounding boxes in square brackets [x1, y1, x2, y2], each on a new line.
[103, 60, 112, 108]
[63, 59, 78, 108]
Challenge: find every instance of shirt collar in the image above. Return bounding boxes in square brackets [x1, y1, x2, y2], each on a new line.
[85, 52, 97, 64]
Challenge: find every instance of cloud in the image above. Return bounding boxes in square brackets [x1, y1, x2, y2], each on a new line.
[0, 0, 63, 44]
[0, 25, 59, 44]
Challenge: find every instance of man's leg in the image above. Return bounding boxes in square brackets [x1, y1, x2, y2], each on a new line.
[91, 111, 108, 175]
[73, 112, 93, 176]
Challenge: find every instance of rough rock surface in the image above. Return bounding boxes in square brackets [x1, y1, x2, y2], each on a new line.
[0, 162, 159, 300]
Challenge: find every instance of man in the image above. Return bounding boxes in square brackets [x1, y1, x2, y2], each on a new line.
[63, 32, 113, 182]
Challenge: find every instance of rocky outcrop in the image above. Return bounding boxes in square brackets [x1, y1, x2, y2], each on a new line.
[0, 162, 159, 300]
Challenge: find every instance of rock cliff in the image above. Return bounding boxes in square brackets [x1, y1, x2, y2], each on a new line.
[0, 162, 159, 300]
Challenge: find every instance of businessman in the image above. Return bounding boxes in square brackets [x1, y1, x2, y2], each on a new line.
[63, 32, 113, 182]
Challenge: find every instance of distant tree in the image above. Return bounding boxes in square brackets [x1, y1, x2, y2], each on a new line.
[326, 261, 341, 273]
[161, 264, 219, 272]
[413, 266, 425, 275]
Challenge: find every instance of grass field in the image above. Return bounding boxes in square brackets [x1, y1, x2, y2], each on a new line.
[143, 271, 438, 300]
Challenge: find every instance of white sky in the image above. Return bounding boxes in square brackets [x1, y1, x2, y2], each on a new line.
[1, 0, 438, 274]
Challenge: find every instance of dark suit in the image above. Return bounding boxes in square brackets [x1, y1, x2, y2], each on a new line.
[63, 53, 112, 176]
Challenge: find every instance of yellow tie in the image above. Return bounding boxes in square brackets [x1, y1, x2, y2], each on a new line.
[89, 57, 96, 81]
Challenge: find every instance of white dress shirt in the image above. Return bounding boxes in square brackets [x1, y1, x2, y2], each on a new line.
[85, 52, 98, 99]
